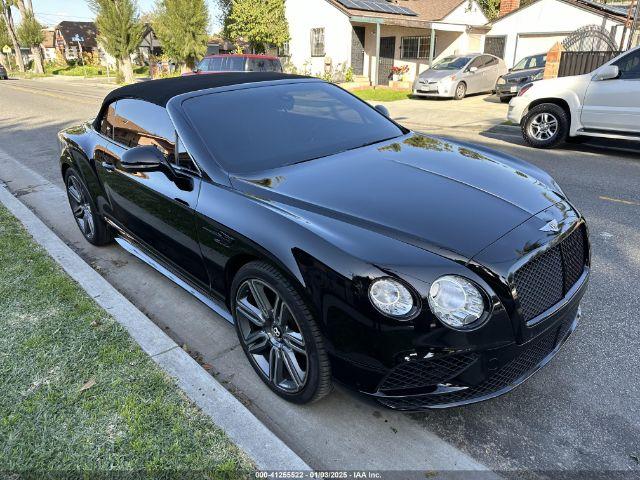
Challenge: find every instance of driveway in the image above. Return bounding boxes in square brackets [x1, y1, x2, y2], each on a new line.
[378, 93, 509, 132]
[1, 77, 639, 476]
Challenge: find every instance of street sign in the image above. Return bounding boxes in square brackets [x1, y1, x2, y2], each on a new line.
[71, 35, 84, 43]
[2, 45, 11, 54]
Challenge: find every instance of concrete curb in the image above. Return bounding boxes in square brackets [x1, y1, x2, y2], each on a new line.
[0, 183, 311, 472]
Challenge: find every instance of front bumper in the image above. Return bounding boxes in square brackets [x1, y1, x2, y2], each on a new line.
[365, 274, 585, 410]
[507, 95, 530, 124]
[496, 83, 521, 98]
[412, 82, 454, 98]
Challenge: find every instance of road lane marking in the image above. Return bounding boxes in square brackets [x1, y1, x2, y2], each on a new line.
[599, 195, 640, 206]
[1, 83, 98, 105]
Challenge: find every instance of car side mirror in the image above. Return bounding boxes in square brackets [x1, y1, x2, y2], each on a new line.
[120, 145, 166, 172]
[192, 67, 200, 73]
[374, 104, 390, 117]
[469, 66, 478, 73]
[594, 65, 619, 81]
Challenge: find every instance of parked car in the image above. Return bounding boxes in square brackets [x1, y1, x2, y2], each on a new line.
[0, 64, 8, 80]
[509, 46, 640, 148]
[184, 54, 283, 76]
[59, 72, 589, 410]
[495, 53, 547, 103]
[413, 54, 507, 100]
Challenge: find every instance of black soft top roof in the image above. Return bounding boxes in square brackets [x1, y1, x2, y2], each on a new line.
[101, 72, 309, 108]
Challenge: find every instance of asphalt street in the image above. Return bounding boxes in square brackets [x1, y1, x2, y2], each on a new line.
[1, 77, 639, 475]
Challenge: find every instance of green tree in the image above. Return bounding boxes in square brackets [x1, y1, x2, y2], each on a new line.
[17, 12, 43, 73]
[14, 0, 43, 73]
[88, 0, 144, 83]
[0, 0, 24, 71]
[474, 0, 501, 20]
[224, 0, 289, 53]
[0, 16, 11, 68]
[153, 0, 209, 72]
[213, 0, 232, 27]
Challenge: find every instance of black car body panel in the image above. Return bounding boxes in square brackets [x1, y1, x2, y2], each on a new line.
[58, 75, 589, 410]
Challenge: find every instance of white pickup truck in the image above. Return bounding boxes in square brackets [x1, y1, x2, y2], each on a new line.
[508, 46, 640, 148]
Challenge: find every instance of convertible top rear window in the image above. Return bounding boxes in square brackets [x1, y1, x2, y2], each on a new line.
[182, 82, 404, 174]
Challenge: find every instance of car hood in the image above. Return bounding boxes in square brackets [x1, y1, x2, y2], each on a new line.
[418, 69, 457, 82]
[503, 67, 544, 82]
[230, 134, 565, 261]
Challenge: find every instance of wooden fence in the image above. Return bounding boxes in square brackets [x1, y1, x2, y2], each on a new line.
[558, 51, 622, 77]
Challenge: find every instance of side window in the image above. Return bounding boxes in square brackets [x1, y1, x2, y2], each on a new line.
[197, 59, 210, 71]
[614, 50, 640, 80]
[112, 99, 175, 156]
[469, 57, 484, 70]
[176, 136, 199, 173]
[209, 57, 223, 71]
[100, 102, 117, 138]
[484, 55, 498, 67]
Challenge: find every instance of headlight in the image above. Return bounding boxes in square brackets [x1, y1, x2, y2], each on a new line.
[497, 76, 506, 85]
[369, 278, 416, 318]
[428, 275, 486, 329]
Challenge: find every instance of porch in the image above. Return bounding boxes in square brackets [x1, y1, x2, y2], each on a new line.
[349, 18, 486, 86]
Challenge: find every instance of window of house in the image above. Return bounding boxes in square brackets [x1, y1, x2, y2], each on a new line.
[401, 36, 433, 59]
[278, 41, 290, 57]
[310, 28, 325, 57]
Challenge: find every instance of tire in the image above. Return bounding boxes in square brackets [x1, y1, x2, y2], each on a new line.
[64, 168, 113, 246]
[231, 261, 332, 404]
[499, 96, 511, 104]
[521, 103, 569, 149]
[453, 82, 467, 100]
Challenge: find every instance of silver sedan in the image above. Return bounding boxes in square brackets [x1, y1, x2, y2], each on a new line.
[412, 54, 507, 100]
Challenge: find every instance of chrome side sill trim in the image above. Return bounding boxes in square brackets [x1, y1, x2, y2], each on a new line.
[114, 236, 234, 325]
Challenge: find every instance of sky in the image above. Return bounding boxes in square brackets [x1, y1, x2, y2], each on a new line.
[23, 0, 222, 31]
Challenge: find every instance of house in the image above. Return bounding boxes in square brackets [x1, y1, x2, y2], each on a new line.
[485, 0, 630, 68]
[41, 28, 57, 63]
[138, 24, 163, 62]
[284, 0, 490, 85]
[54, 21, 99, 61]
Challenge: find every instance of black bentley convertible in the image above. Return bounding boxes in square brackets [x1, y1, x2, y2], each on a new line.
[58, 72, 589, 409]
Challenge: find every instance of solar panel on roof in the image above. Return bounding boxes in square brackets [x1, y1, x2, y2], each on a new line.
[336, 0, 418, 16]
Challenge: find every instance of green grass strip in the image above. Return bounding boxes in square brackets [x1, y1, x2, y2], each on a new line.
[0, 204, 253, 479]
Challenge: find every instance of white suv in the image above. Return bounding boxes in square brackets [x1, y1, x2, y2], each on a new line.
[508, 46, 640, 148]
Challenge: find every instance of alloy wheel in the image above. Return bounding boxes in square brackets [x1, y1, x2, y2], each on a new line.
[528, 112, 559, 141]
[66, 175, 95, 239]
[235, 279, 308, 393]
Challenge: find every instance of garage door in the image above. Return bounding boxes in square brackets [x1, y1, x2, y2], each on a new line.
[515, 33, 569, 64]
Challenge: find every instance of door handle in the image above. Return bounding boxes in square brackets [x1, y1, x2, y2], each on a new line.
[101, 161, 115, 172]
[174, 198, 189, 207]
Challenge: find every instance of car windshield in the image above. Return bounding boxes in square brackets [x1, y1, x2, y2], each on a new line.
[246, 58, 282, 72]
[183, 82, 405, 174]
[431, 56, 473, 71]
[512, 54, 547, 71]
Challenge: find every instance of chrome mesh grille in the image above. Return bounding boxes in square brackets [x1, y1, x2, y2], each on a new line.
[514, 226, 587, 322]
